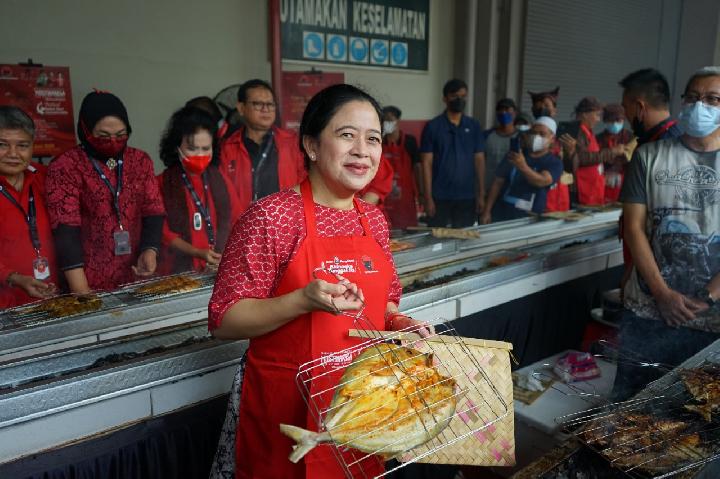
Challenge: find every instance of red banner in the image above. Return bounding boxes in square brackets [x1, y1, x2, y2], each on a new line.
[280, 71, 344, 131]
[0, 64, 76, 157]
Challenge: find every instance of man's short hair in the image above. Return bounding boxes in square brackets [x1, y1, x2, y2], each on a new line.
[382, 105, 402, 119]
[495, 98, 517, 111]
[443, 79, 468, 97]
[683, 66, 720, 94]
[0, 105, 35, 138]
[619, 68, 670, 108]
[237, 79, 275, 102]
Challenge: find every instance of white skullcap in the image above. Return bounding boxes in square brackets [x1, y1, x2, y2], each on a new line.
[533, 116, 557, 135]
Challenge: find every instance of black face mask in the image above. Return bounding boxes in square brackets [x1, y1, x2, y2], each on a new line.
[532, 106, 552, 119]
[448, 97, 467, 113]
[631, 116, 646, 137]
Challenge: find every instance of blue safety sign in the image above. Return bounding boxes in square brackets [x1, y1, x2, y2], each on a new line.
[349, 37, 369, 63]
[370, 39, 389, 65]
[390, 42, 408, 67]
[303, 32, 324, 59]
[327, 34, 347, 62]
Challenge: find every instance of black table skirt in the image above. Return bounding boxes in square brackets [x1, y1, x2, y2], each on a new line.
[1, 266, 622, 479]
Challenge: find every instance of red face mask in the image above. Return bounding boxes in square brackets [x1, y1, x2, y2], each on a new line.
[180, 151, 212, 175]
[86, 135, 128, 159]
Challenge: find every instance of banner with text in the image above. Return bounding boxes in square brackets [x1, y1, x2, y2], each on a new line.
[281, 71, 345, 131]
[0, 65, 75, 158]
[281, 0, 429, 70]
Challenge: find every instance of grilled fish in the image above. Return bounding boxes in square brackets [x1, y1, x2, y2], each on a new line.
[681, 366, 720, 421]
[23, 294, 102, 318]
[280, 343, 457, 463]
[133, 275, 201, 296]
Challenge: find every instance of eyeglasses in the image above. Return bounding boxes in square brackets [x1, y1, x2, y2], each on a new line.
[247, 101, 277, 112]
[681, 93, 720, 107]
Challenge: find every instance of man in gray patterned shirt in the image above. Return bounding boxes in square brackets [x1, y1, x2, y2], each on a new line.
[613, 67, 720, 400]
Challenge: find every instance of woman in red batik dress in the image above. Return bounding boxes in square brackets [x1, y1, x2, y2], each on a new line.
[46, 91, 165, 293]
[207, 84, 430, 479]
[156, 106, 241, 275]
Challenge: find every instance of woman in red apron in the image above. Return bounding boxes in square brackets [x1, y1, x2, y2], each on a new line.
[208, 84, 426, 479]
[559, 97, 626, 206]
[156, 106, 240, 275]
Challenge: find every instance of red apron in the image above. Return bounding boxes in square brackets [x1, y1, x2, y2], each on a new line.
[383, 133, 418, 229]
[602, 134, 624, 203]
[235, 180, 392, 479]
[544, 139, 570, 212]
[575, 124, 605, 206]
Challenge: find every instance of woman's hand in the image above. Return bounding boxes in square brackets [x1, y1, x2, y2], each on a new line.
[198, 248, 222, 266]
[480, 210, 492, 225]
[559, 134, 577, 155]
[8, 273, 57, 299]
[387, 313, 435, 338]
[301, 274, 364, 315]
[132, 249, 157, 277]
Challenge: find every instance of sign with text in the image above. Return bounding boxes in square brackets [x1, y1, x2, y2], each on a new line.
[0, 65, 75, 158]
[281, 0, 429, 71]
[281, 71, 345, 131]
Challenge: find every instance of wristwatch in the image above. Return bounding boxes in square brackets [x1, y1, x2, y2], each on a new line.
[697, 288, 717, 307]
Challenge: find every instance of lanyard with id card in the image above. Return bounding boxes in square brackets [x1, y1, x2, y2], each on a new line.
[181, 170, 216, 247]
[0, 184, 51, 280]
[89, 155, 131, 256]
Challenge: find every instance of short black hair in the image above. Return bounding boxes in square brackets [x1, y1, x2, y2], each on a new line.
[159, 106, 219, 168]
[619, 68, 670, 108]
[237, 79, 275, 102]
[495, 98, 517, 111]
[382, 105, 402, 119]
[443, 79, 468, 97]
[299, 84, 382, 168]
[185, 96, 223, 124]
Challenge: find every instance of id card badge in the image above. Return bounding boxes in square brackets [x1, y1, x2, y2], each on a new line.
[193, 212, 203, 231]
[33, 256, 51, 280]
[113, 229, 132, 256]
[515, 198, 533, 212]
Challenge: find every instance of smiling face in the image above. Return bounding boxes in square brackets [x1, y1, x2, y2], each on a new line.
[304, 100, 382, 196]
[0, 128, 33, 179]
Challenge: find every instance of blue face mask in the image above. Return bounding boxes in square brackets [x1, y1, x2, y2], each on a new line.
[604, 122, 624, 135]
[497, 111, 513, 126]
[678, 102, 720, 137]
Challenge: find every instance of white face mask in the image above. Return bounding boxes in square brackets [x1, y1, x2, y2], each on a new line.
[531, 134, 547, 152]
[383, 120, 397, 135]
[516, 124, 531, 132]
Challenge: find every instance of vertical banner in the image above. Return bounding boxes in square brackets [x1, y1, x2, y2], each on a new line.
[0, 64, 76, 158]
[280, 0, 429, 71]
[280, 71, 345, 131]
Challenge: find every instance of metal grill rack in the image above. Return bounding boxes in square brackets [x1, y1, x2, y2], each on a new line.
[292, 297, 510, 478]
[116, 271, 215, 302]
[0, 292, 121, 331]
[559, 351, 720, 478]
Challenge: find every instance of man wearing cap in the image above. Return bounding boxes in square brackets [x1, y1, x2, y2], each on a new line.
[597, 104, 635, 203]
[560, 97, 627, 205]
[481, 117, 563, 223]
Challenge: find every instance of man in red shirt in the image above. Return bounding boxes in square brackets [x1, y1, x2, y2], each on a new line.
[219, 79, 305, 213]
[0, 106, 57, 307]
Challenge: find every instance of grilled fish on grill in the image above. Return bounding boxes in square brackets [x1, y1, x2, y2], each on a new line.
[681, 366, 720, 421]
[132, 275, 201, 296]
[389, 240, 415, 252]
[581, 413, 706, 472]
[280, 343, 458, 463]
[23, 294, 102, 318]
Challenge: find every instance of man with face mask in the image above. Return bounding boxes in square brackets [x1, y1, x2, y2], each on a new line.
[481, 116, 563, 223]
[482, 98, 518, 195]
[614, 67, 720, 400]
[528, 87, 572, 212]
[597, 104, 636, 202]
[620, 68, 681, 146]
[379, 105, 420, 229]
[420, 79, 485, 228]
[617, 69, 681, 295]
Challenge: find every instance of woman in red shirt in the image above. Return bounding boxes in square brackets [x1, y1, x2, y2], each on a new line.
[46, 91, 166, 293]
[208, 84, 429, 479]
[0, 106, 57, 307]
[156, 106, 241, 274]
